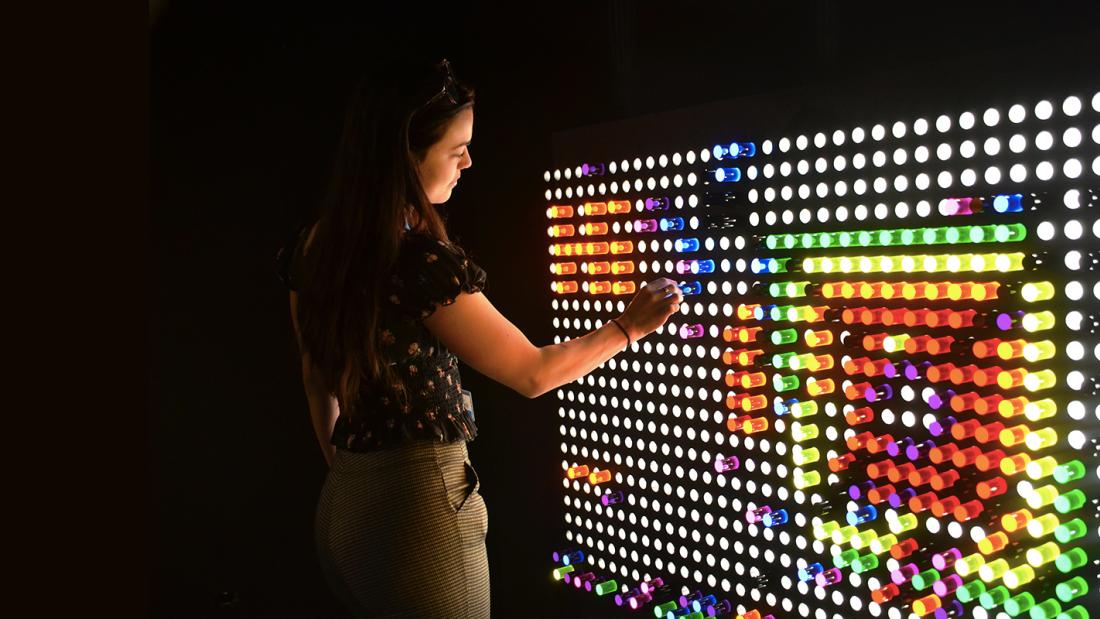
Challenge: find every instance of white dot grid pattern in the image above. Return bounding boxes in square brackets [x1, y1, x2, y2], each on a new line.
[542, 88, 1100, 617]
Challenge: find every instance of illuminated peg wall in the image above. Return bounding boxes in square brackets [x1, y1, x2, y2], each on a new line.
[545, 90, 1100, 619]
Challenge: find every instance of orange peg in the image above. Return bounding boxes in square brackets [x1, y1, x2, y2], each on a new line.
[590, 281, 613, 294]
[566, 465, 589, 479]
[583, 221, 609, 235]
[607, 199, 631, 214]
[553, 281, 579, 294]
[587, 261, 612, 275]
[611, 281, 636, 295]
[583, 201, 607, 216]
[587, 469, 612, 484]
[610, 261, 634, 274]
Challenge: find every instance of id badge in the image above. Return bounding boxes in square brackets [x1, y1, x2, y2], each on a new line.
[461, 388, 475, 422]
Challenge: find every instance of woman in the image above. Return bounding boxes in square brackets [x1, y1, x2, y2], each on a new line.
[276, 57, 683, 618]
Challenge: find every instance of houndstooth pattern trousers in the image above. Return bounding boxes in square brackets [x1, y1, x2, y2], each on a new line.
[315, 439, 490, 618]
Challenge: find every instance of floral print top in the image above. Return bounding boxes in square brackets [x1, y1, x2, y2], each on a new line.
[275, 223, 487, 451]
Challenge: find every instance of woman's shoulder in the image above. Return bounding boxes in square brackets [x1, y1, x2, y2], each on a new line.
[400, 231, 467, 257]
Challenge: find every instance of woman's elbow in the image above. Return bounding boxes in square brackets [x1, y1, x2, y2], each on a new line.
[521, 348, 547, 399]
[519, 369, 542, 399]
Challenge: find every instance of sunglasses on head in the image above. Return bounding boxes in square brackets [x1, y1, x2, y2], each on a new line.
[411, 58, 460, 116]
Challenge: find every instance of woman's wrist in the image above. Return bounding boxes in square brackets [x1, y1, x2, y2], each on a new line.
[612, 316, 640, 345]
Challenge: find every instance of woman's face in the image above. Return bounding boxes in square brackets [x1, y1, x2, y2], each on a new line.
[416, 107, 473, 204]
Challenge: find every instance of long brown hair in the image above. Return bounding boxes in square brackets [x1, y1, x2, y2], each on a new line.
[295, 57, 475, 421]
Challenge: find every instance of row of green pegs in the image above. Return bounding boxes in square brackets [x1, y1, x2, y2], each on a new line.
[765, 223, 1027, 250]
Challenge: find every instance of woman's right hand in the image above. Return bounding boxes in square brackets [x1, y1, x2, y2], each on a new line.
[618, 277, 683, 342]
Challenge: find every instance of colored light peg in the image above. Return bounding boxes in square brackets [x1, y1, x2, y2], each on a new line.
[735, 611, 772, 619]
[546, 205, 574, 218]
[992, 193, 1024, 213]
[600, 491, 625, 507]
[691, 594, 718, 613]
[550, 549, 585, 562]
[590, 579, 617, 595]
[611, 281, 637, 295]
[750, 257, 791, 274]
[566, 465, 589, 479]
[797, 562, 824, 582]
[581, 162, 605, 177]
[679, 281, 702, 296]
[814, 567, 844, 588]
[548, 223, 575, 237]
[587, 469, 612, 484]
[774, 397, 797, 416]
[560, 549, 586, 565]
[931, 599, 963, 619]
[676, 258, 715, 274]
[571, 571, 596, 588]
[635, 219, 661, 233]
[704, 599, 732, 617]
[932, 548, 962, 571]
[847, 504, 878, 526]
[679, 323, 705, 338]
[762, 508, 789, 527]
[639, 577, 665, 595]
[714, 167, 741, 182]
[626, 591, 653, 610]
[714, 454, 740, 473]
[746, 505, 772, 524]
[939, 196, 984, 216]
[660, 216, 685, 232]
[679, 590, 704, 609]
[552, 564, 575, 580]
[645, 197, 670, 211]
[615, 587, 641, 607]
[674, 237, 700, 252]
[712, 141, 756, 159]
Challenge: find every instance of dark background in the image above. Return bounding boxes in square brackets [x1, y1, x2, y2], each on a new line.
[150, 2, 1100, 617]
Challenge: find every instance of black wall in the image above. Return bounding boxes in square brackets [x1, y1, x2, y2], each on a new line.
[150, 3, 1100, 616]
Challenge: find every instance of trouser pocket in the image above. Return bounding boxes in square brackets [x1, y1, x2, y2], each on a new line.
[439, 446, 480, 514]
[460, 459, 480, 509]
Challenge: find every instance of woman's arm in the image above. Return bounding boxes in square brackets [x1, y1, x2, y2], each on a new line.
[290, 290, 337, 467]
[422, 279, 679, 399]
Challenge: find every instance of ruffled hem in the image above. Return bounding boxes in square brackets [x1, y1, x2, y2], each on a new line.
[331, 410, 478, 452]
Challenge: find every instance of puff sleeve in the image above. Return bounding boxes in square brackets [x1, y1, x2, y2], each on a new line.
[391, 235, 488, 320]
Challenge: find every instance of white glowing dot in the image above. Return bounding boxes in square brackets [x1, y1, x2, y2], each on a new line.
[959, 111, 975, 129]
[935, 115, 951, 132]
[1037, 161, 1054, 181]
[1065, 219, 1083, 239]
[1065, 250, 1082, 270]
[983, 108, 1000, 126]
[1068, 430, 1086, 449]
[1065, 159, 1082, 178]
[1008, 104, 1026, 123]
[1064, 127, 1083, 148]
[1066, 280, 1084, 300]
[1036, 131, 1054, 150]
[1035, 100, 1053, 120]
[1009, 134, 1027, 153]
[1068, 341, 1085, 361]
[1063, 95, 1082, 116]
